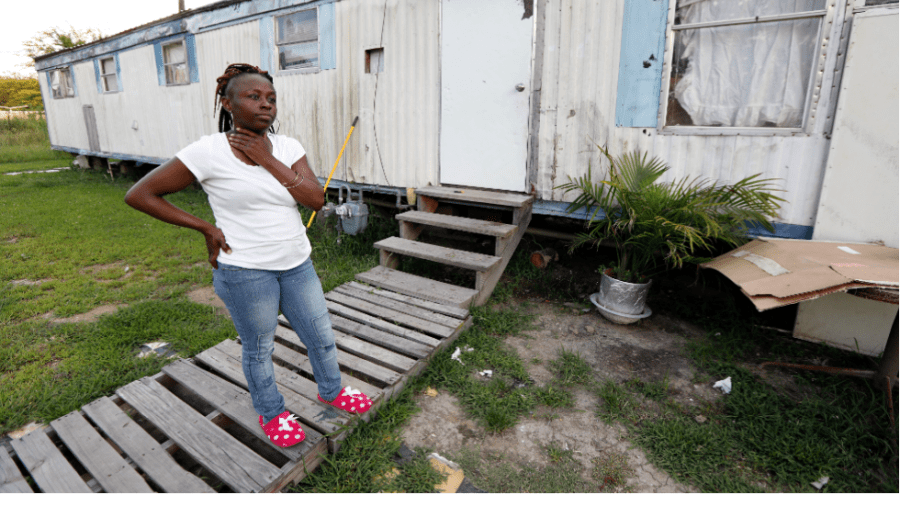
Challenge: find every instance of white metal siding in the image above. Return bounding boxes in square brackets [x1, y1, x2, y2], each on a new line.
[198, 0, 440, 187]
[534, 0, 848, 227]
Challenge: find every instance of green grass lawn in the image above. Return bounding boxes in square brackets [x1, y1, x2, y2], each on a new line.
[0, 116, 74, 173]
[0, 166, 388, 433]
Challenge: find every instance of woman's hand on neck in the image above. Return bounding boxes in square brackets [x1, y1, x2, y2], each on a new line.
[227, 127, 273, 166]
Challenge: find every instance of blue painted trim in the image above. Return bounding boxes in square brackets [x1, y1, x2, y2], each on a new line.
[35, 19, 184, 71]
[533, 200, 602, 221]
[93, 59, 103, 94]
[33, 2, 336, 71]
[319, 2, 336, 70]
[260, 16, 275, 73]
[615, 0, 668, 127]
[745, 222, 814, 240]
[70, 67, 78, 97]
[153, 42, 165, 86]
[531, 200, 813, 239]
[51, 144, 168, 165]
[115, 53, 123, 91]
[186, 34, 199, 83]
[194, 0, 331, 35]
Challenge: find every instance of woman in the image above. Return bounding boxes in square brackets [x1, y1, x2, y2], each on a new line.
[125, 63, 371, 449]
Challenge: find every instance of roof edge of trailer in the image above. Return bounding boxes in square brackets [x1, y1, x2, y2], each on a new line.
[33, 0, 323, 71]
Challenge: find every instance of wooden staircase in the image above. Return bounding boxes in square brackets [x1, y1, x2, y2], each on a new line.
[356, 186, 534, 308]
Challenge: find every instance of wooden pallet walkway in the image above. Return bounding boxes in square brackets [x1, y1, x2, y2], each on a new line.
[1, 281, 472, 493]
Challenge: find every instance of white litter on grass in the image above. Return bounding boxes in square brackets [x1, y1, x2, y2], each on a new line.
[478, 370, 493, 378]
[451, 346, 474, 365]
[137, 341, 179, 359]
[811, 477, 829, 490]
[713, 377, 732, 394]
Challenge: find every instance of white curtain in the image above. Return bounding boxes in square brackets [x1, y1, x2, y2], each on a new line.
[673, 0, 826, 128]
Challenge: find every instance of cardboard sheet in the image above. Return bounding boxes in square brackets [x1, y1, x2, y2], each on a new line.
[701, 238, 899, 311]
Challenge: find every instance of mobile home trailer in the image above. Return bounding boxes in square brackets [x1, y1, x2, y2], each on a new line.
[34, 0, 897, 242]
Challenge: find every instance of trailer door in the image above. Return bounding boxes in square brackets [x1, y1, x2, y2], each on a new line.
[439, 0, 534, 192]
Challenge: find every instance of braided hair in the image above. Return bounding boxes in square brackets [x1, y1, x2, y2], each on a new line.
[214, 63, 276, 133]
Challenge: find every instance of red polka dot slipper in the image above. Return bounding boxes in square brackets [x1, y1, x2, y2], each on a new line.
[259, 411, 305, 447]
[317, 386, 373, 415]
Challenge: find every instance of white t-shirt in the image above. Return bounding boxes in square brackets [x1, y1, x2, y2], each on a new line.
[176, 132, 311, 271]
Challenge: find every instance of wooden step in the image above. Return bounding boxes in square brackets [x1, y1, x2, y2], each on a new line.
[414, 186, 534, 208]
[356, 266, 478, 308]
[374, 237, 500, 272]
[396, 211, 517, 238]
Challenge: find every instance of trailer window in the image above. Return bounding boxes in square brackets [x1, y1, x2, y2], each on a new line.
[276, 9, 319, 70]
[51, 68, 75, 99]
[665, 0, 827, 129]
[100, 57, 118, 93]
[162, 40, 189, 85]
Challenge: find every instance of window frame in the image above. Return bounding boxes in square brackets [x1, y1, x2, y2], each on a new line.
[273, 6, 321, 75]
[655, 0, 839, 136]
[161, 38, 191, 86]
[99, 56, 119, 93]
[50, 67, 75, 99]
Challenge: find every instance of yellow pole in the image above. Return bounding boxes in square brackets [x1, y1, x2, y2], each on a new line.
[307, 116, 358, 229]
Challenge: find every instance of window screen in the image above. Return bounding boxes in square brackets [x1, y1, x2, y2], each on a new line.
[276, 9, 319, 70]
[163, 41, 189, 85]
[666, 0, 827, 128]
[51, 68, 75, 99]
[100, 57, 118, 92]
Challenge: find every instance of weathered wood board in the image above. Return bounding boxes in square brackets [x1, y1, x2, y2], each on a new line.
[0, 447, 33, 493]
[81, 396, 215, 493]
[9, 429, 92, 493]
[117, 377, 282, 493]
[50, 411, 154, 493]
[2, 281, 471, 494]
[356, 265, 478, 308]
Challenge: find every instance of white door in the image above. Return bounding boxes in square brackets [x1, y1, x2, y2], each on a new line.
[440, 0, 534, 192]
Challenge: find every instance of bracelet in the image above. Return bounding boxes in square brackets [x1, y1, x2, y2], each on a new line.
[281, 170, 300, 187]
[284, 171, 306, 189]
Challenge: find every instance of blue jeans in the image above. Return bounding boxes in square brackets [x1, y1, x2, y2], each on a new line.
[212, 259, 342, 423]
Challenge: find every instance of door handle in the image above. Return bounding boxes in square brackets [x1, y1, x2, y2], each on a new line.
[515, 83, 526, 92]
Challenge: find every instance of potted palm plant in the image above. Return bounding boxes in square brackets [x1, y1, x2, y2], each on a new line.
[557, 146, 784, 324]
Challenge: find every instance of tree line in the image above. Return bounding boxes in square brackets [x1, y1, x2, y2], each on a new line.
[2, 26, 104, 111]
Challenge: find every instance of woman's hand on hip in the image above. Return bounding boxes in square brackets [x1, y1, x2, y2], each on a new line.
[227, 128, 272, 166]
[203, 227, 232, 269]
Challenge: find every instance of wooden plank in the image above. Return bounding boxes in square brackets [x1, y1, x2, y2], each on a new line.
[269, 338, 386, 397]
[324, 313, 433, 359]
[374, 237, 500, 272]
[195, 342, 347, 436]
[81, 397, 215, 493]
[474, 206, 531, 306]
[414, 186, 534, 208]
[325, 291, 456, 338]
[50, 412, 154, 493]
[396, 210, 517, 238]
[162, 360, 325, 463]
[334, 284, 465, 329]
[346, 281, 469, 319]
[0, 448, 32, 493]
[9, 429, 92, 493]
[275, 325, 408, 380]
[326, 299, 442, 348]
[356, 266, 477, 308]
[117, 377, 280, 493]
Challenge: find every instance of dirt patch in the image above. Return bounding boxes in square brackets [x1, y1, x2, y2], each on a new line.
[50, 304, 127, 324]
[10, 278, 50, 287]
[187, 286, 230, 317]
[400, 298, 717, 493]
[80, 261, 134, 282]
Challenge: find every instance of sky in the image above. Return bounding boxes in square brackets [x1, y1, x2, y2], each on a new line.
[2, 0, 221, 76]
